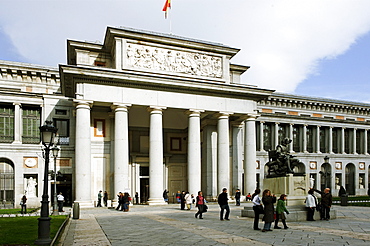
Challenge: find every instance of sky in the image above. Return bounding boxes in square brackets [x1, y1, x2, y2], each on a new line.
[1, 0, 370, 103]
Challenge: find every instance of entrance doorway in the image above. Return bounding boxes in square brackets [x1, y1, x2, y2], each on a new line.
[345, 163, 355, 195]
[140, 178, 149, 204]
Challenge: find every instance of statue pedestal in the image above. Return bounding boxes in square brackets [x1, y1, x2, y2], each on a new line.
[241, 174, 337, 221]
[263, 173, 308, 206]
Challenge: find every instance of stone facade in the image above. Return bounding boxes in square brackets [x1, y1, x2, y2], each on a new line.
[0, 27, 369, 209]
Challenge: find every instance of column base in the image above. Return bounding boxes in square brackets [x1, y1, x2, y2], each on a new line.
[147, 198, 167, 206]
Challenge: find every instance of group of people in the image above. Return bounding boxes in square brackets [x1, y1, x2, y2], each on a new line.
[305, 188, 333, 221]
[252, 188, 289, 232]
[97, 190, 109, 207]
[175, 190, 195, 210]
[115, 192, 131, 212]
[195, 188, 230, 221]
[251, 187, 333, 232]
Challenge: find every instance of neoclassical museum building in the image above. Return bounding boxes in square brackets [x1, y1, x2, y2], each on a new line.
[1, 27, 369, 207]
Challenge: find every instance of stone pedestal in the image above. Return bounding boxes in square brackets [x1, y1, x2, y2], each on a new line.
[241, 173, 337, 221]
[263, 173, 308, 206]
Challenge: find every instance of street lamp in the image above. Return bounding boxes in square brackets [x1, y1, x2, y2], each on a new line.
[52, 146, 60, 216]
[319, 156, 331, 190]
[35, 121, 58, 245]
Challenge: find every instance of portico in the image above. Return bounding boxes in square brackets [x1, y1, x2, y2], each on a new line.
[60, 26, 273, 205]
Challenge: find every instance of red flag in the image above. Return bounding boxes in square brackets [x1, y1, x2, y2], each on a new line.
[162, 0, 171, 19]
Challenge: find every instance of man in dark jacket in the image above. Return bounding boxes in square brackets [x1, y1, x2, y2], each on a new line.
[218, 188, 230, 220]
[235, 189, 241, 206]
[313, 188, 332, 220]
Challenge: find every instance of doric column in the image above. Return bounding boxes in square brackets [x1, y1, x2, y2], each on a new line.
[303, 124, 308, 153]
[111, 103, 131, 197]
[232, 121, 244, 193]
[353, 128, 357, 154]
[259, 121, 264, 151]
[217, 112, 231, 193]
[13, 102, 21, 143]
[148, 106, 167, 205]
[316, 125, 321, 153]
[244, 114, 258, 195]
[365, 129, 368, 155]
[274, 122, 279, 148]
[289, 123, 294, 153]
[74, 100, 93, 205]
[329, 126, 333, 154]
[187, 110, 203, 197]
[341, 127, 345, 154]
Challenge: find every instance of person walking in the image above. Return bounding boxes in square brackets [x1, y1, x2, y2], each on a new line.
[252, 188, 263, 230]
[313, 188, 332, 220]
[261, 189, 276, 232]
[20, 195, 27, 214]
[97, 190, 102, 207]
[163, 189, 169, 202]
[185, 192, 192, 210]
[180, 191, 186, 210]
[103, 191, 108, 207]
[274, 194, 289, 229]
[122, 192, 130, 212]
[305, 189, 317, 221]
[235, 189, 241, 206]
[135, 192, 139, 204]
[195, 191, 206, 219]
[116, 192, 123, 211]
[218, 188, 230, 221]
[57, 192, 65, 212]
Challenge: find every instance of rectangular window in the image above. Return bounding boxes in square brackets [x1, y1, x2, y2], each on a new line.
[0, 104, 14, 143]
[277, 124, 286, 145]
[320, 128, 326, 153]
[332, 128, 338, 154]
[94, 119, 105, 137]
[356, 130, 361, 154]
[292, 125, 300, 152]
[344, 129, 350, 154]
[263, 123, 272, 150]
[54, 119, 70, 145]
[22, 107, 40, 144]
[306, 126, 313, 153]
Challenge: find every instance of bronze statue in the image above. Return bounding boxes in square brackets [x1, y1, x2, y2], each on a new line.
[266, 138, 304, 177]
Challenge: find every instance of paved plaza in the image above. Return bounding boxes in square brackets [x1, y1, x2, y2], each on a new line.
[58, 203, 370, 245]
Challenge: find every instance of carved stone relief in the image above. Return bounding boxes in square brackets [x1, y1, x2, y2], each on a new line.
[126, 43, 223, 78]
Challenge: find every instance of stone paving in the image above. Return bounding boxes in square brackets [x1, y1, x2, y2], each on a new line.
[58, 202, 370, 245]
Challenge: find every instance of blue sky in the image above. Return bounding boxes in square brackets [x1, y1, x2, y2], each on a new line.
[1, 0, 370, 103]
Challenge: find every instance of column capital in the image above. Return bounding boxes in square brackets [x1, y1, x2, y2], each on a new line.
[216, 112, 233, 118]
[147, 106, 166, 113]
[73, 99, 93, 108]
[13, 102, 21, 106]
[111, 103, 131, 111]
[186, 109, 204, 116]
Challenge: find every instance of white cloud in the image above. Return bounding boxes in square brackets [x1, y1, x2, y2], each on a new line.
[1, 0, 370, 94]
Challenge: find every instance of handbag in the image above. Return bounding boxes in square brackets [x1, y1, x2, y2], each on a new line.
[257, 204, 264, 214]
[203, 204, 208, 213]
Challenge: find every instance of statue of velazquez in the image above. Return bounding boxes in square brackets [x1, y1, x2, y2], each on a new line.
[266, 138, 304, 177]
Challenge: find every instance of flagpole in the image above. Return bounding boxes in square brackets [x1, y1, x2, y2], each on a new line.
[169, 6, 172, 34]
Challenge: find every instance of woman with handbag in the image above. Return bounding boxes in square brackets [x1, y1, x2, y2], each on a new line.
[261, 189, 277, 232]
[195, 191, 206, 219]
[252, 188, 263, 230]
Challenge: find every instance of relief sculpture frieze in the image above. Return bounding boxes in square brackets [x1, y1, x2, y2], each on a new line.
[126, 43, 223, 78]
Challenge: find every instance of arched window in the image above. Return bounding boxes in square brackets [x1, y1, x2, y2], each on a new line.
[0, 160, 15, 207]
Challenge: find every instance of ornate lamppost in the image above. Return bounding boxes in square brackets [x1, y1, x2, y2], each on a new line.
[51, 146, 60, 216]
[319, 156, 331, 190]
[35, 121, 58, 245]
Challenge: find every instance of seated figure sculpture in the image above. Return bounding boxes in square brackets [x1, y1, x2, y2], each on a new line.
[266, 138, 303, 177]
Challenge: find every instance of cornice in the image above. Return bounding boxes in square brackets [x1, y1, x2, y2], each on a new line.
[59, 64, 274, 101]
